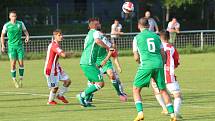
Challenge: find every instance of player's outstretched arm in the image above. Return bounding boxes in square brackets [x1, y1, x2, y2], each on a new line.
[1, 32, 5, 52]
[113, 57, 122, 73]
[23, 30, 29, 43]
[95, 38, 109, 50]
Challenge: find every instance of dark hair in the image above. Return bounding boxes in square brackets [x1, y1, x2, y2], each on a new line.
[138, 17, 149, 28]
[53, 29, 62, 35]
[9, 10, 16, 15]
[159, 30, 170, 40]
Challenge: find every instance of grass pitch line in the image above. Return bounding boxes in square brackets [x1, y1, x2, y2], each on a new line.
[0, 91, 214, 109]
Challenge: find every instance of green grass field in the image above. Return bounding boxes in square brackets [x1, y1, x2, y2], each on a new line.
[0, 53, 215, 121]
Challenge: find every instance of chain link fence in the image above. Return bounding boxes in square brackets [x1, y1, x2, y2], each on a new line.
[4, 30, 215, 53]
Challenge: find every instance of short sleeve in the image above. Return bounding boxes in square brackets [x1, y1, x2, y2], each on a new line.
[153, 19, 158, 27]
[166, 22, 172, 31]
[102, 36, 112, 48]
[93, 31, 102, 40]
[133, 37, 138, 52]
[21, 22, 27, 31]
[52, 44, 63, 55]
[118, 24, 122, 30]
[175, 23, 180, 29]
[2, 24, 7, 34]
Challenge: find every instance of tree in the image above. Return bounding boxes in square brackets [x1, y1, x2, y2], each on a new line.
[163, 0, 193, 21]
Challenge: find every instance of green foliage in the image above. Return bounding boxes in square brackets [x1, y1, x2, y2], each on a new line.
[163, 0, 193, 8]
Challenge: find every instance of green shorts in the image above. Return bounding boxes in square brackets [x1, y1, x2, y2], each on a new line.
[133, 68, 166, 90]
[101, 60, 113, 73]
[80, 64, 103, 82]
[8, 46, 24, 60]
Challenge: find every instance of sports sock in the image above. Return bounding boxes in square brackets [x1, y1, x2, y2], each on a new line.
[166, 103, 174, 114]
[48, 91, 56, 102]
[155, 94, 167, 110]
[81, 84, 101, 98]
[112, 80, 122, 95]
[135, 100, 143, 113]
[58, 86, 68, 97]
[19, 67, 24, 77]
[174, 97, 182, 114]
[11, 70, 16, 80]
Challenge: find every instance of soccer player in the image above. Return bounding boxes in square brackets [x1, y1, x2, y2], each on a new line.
[44, 29, 71, 105]
[132, 18, 176, 121]
[85, 32, 127, 104]
[77, 18, 113, 107]
[151, 30, 182, 119]
[1, 10, 29, 88]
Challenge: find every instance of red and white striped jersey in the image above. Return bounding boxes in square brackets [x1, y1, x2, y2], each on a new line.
[162, 42, 180, 83]
[44, 40, 63, 76]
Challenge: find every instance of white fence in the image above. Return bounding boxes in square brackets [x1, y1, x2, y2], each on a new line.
[4, 30, 215, 53]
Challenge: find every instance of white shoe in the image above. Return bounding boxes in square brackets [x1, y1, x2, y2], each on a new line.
[13, 79, 19, 88]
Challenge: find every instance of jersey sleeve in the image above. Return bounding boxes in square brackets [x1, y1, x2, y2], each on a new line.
[21, 22, 27, 31]
[102, 36, 112, 48]
[52, 44, 63, 55]
[1, 24, 7, 34]
[133, 37, 138, 52]
[173, 48, 180, 68]
[93, 31, 102, 40]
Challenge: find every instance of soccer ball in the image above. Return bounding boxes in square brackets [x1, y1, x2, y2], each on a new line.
[122, 2, 134, 14]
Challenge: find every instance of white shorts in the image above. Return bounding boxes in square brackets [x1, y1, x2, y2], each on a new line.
[152, 80, 181, 94]
[45, 72, 69, 88]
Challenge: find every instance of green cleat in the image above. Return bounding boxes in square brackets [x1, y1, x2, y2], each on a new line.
[76, 93, 87, 107]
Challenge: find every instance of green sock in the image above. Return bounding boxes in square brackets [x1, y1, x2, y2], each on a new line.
[11, 70, 16, 79]
[19, 67, 24, 77]
[112, 80, 122, 95]
[166, 104, 174, 114]
[81, 84, 101, 98]
[135, 101, 143, 112]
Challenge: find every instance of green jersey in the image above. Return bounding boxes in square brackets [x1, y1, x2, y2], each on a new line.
[96, 34, 112, 65]
[133, 29, 163, 69]
[80, 29, 103, 65]
[2, 20, 26, 46]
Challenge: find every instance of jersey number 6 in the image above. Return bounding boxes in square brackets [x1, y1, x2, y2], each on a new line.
[147, 38, 155, 52]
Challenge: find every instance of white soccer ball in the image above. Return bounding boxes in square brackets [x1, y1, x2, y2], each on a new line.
[122, 2, 134, 14]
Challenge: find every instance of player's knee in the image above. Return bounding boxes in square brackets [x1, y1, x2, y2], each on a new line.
[97, 82, 104, 88]
[173, 92, 182, 99]
[133, 86, 140, 93]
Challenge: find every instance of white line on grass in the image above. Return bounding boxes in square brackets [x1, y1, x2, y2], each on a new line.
[0, 91, 214, 109]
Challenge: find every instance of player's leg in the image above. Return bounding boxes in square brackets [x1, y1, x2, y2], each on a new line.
[17, 46, 25, 87]
[133, 69, 152, 121]
[85, 80, 95, 103]
[77, 65, 104, 107]
[151, 78, 168, 115]
[166, 81, 183, 119]
[57, 71, 71, 104]
[154, 68, 176, 121]
[46, 74, 59, 105]
[8, 47, 19, 88]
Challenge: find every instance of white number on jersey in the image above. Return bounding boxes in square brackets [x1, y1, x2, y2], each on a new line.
[147, 38, 155, 52]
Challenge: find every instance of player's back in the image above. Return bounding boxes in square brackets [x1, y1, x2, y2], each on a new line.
[80, 29, 100, 65]
[135, 29, 163, 69]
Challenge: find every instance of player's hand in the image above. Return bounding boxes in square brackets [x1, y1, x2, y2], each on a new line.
[117, 67, 122, 73]
[25, 36, 29, 43]
[1, 45, 5, 53]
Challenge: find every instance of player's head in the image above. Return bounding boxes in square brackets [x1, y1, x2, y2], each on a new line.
[159, 30, 170, 42]
[138, 17, 149, 30]
[88, 18, 101, 30]
[53, 29, 63, 42]
[172, 17, 177, 23]
[9, 10, 17, 22]
[145, 11, 151, 18]
[114, 19, 119, 25]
